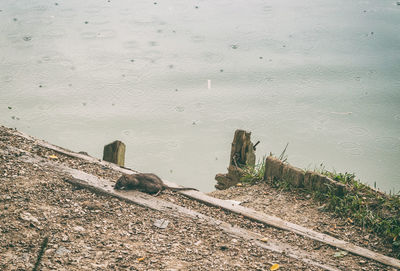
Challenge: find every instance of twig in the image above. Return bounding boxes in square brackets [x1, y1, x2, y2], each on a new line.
[253, 141, 260, 150]
[32, 236, 49, 271]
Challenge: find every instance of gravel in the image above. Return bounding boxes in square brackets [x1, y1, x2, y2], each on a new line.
[0, 125, 397, 270]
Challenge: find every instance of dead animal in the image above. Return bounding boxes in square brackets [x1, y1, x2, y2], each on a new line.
[114, 173, 198, 195]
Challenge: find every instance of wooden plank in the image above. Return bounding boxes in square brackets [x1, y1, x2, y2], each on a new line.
[174, 188, 400, 269]
[11, 129, 400, 269]
[64, 176, 339, 271]
[9, 149, 339, 271]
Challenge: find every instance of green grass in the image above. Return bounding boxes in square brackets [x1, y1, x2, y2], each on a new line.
[240, 156, 400, 258]
[318, 170, 400, 257]
[240, 157, 266, 185]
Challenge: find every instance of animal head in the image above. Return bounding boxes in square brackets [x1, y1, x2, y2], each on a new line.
[115, 174, 139, 189]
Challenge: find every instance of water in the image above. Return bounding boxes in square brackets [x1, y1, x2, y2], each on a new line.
[1, 0, 399, 192]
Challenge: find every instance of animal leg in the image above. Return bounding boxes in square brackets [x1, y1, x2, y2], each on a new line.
[154, 189, 162, 196]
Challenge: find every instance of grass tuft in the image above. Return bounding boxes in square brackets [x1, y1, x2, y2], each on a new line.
[317, 170, 400, 257]
[240, 157, 266, 185]
[240, 153, 400, 258]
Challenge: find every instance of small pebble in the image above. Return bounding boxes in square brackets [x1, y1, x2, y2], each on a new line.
[73, 226, 85, 232]
[61, 234, 68, 242]
[55, 246, 70, 256]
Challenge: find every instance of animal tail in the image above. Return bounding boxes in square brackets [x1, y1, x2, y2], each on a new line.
[167, 186, 198, 192]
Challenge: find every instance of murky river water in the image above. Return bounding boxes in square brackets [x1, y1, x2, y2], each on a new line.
[1, 0, 399, 192]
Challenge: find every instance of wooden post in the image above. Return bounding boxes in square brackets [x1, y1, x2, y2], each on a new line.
[215, 129, 256, 190]
[103, 140, 126, 167]
[229, 130, 255, 168]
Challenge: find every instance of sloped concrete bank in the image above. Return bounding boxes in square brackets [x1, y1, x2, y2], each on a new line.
[0, 125, 398, 270]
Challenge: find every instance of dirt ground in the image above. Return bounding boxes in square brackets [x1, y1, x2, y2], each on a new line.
[0, 125, 397, 270]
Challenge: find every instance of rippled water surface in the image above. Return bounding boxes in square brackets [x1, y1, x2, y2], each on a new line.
[1, 0, 399, 192]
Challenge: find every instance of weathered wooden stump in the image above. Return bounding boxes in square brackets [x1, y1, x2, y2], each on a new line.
[215, 129, 256, 190]
[263, 156, 346, 196]
[103, 140, 126, 167]
[229, 129, 256, 168]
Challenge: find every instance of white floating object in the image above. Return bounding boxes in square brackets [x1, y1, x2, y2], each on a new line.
[330, 111, 352, 115]
[207, 79, 211, 89]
